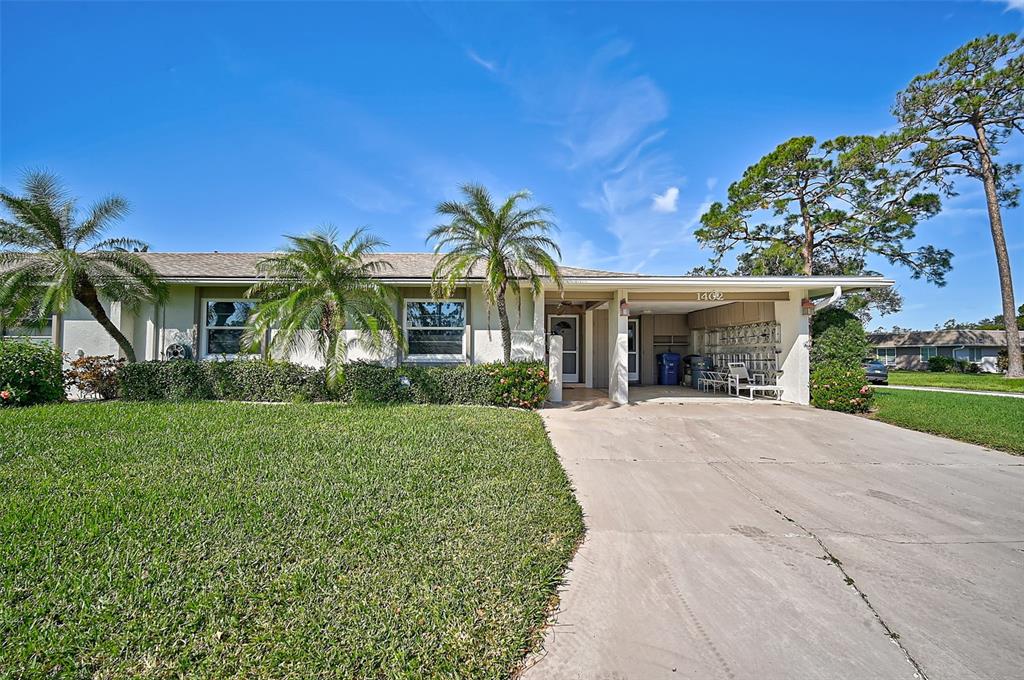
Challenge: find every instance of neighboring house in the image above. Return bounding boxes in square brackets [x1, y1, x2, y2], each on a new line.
[867, 330, 1023, 373]
[10, 252, 891, 405]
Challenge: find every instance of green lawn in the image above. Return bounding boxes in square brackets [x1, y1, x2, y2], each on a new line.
[872, 388, 1024, 455]
[887, 370, 1024, 393]
[0, 402, 584, 678]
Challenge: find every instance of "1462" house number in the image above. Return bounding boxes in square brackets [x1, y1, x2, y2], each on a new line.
[696, 291, 725, 301]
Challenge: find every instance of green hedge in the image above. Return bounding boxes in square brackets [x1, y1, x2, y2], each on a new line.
[118, 359, 549, 409]
[811, 308, 871, 367]
[0, 339, 64, 407]
[810, 361, 873, 413]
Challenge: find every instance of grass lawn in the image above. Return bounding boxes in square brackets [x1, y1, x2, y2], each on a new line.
[887, 370, 1024, 394]
[872, 388, 1024, 455]
[0, 402, 584, 678]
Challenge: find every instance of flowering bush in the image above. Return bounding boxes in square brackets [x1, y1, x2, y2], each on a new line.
[64, 354, 125, 400]
[488, 361, 549, 409]
[0, 339, 64, 407]
[810, 361, 874, 414]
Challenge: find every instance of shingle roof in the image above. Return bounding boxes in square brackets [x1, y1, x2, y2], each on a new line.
[137, 252, 631, 280]
[868, 329, 1024, 348]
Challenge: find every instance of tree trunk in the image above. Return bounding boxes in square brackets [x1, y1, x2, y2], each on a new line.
[496, 285, 512, 363]
[799, 197, 814, 275]
[73, 277, 137, 362]
[975, 124, 1023, 378]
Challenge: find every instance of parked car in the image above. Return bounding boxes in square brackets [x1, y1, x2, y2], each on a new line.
[862, 358, 889, 385]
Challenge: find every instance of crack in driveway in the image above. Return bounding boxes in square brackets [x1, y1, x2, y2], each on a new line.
[707, 461, 930, 680]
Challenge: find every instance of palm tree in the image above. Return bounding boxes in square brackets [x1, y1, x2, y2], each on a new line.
[0, 171, 165, 362]
[243, 227, 402, 387]
[428, 184, 563, 363]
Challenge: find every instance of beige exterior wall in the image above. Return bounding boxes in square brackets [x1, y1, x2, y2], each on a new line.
[687, 301, 775, 330]
[49, 278, 829, 405]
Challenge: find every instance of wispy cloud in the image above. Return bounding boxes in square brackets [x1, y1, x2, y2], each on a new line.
[1001, 0, 1024, 13]
[651, 186, 679, 213]
[465, 48, 498, 73]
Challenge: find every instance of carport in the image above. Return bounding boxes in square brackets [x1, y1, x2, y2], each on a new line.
[543, 276, 894, 405]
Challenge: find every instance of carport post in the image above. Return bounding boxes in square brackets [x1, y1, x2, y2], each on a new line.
[548, 334, 563, 403]
[532, 290, 546, 361]
[608, 289, 629, 404]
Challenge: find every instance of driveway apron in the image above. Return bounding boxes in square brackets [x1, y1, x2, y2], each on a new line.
[522, 401, 1024, 680]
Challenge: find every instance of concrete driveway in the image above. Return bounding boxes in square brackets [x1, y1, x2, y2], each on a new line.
[523, 401, 1024, 680]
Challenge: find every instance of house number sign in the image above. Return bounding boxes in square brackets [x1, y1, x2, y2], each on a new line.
[696, 290, 725, 301]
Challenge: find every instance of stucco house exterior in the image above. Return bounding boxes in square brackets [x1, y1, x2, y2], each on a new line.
[868, 329, 1022, 373]
[6, 252, 893, 405]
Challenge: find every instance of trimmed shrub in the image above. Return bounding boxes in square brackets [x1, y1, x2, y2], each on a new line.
[997, 349, 1009, 373]
[0, 339, 64, 407]
[964, 361, 981, 374]
[810, 361, 873, 413]
[119, 360, 216, 401]
[207, 360, 331, 403]
[64, 354, 125, 400]
[117, 359, 549, 409]
[341, 361, 547, 408]
[811, 308, 870, 367]
[928, 355, 955, 372]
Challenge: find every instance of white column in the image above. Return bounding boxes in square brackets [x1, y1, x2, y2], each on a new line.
[548, 334, 563, 403]
[608, 290, 629, 404]
[533, 290, 546, 361]
[775, 292, 810, 405]
[584, 309, 594, 388]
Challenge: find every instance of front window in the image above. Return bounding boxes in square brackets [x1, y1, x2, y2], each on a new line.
[954, 347, 984, 363]
[202, 300, 257, 357]
[404, 300, 465, 360]
[920, 347, 938, 360]
[876, 347, 896, 366]
[1, 315, 53, 343]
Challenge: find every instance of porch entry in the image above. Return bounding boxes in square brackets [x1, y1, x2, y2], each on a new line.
[628, 318, 639, 382]
[549, 315, 579, 383]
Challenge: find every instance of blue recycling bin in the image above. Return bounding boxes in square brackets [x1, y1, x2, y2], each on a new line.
[657, 352, 681, 385]
[689, 356, 713, 389]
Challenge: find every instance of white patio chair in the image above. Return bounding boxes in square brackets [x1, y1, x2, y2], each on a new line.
[728, 362, 783, 401]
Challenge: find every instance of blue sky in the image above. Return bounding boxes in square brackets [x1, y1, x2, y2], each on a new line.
[2, 1, 1022, 330]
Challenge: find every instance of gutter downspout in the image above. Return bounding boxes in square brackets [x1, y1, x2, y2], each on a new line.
[813, 285, 843, 313]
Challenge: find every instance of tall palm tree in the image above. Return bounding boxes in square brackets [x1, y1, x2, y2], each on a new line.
[428, 184, 563, 363]
[243, 227, 402, 387]
[0, 171, 164, 362]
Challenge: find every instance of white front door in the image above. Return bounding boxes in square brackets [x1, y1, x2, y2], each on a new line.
[549, 315, 579, 383]
[628, 318, 640, 382]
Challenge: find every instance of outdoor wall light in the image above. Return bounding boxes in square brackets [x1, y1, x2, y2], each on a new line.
[619, 298, 630, 316]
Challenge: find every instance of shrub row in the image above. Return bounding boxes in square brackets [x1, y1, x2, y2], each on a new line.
[927, 355, 981, 373]
[118, 359, 549, 408]
[0, 339, 64, 407]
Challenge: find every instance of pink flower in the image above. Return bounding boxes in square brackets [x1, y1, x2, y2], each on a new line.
[0, 390, 10, 400]
[859, 385, 870, 395]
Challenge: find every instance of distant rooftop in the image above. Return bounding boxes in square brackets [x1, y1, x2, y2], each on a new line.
[868, 329, 1024, 348]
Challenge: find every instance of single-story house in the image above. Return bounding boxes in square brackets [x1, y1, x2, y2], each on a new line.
[868, 329, 1022, 373]
[2, 252, 892, 405]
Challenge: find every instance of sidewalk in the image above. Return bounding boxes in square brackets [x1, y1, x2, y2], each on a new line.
[882, 384, 1024, 399]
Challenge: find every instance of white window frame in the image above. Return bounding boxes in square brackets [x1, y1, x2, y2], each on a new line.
[876, 347, 897, 366]
[403, 298, 467, 363]
[200, 298, 258, 359]
[920, 346, 938, 361]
